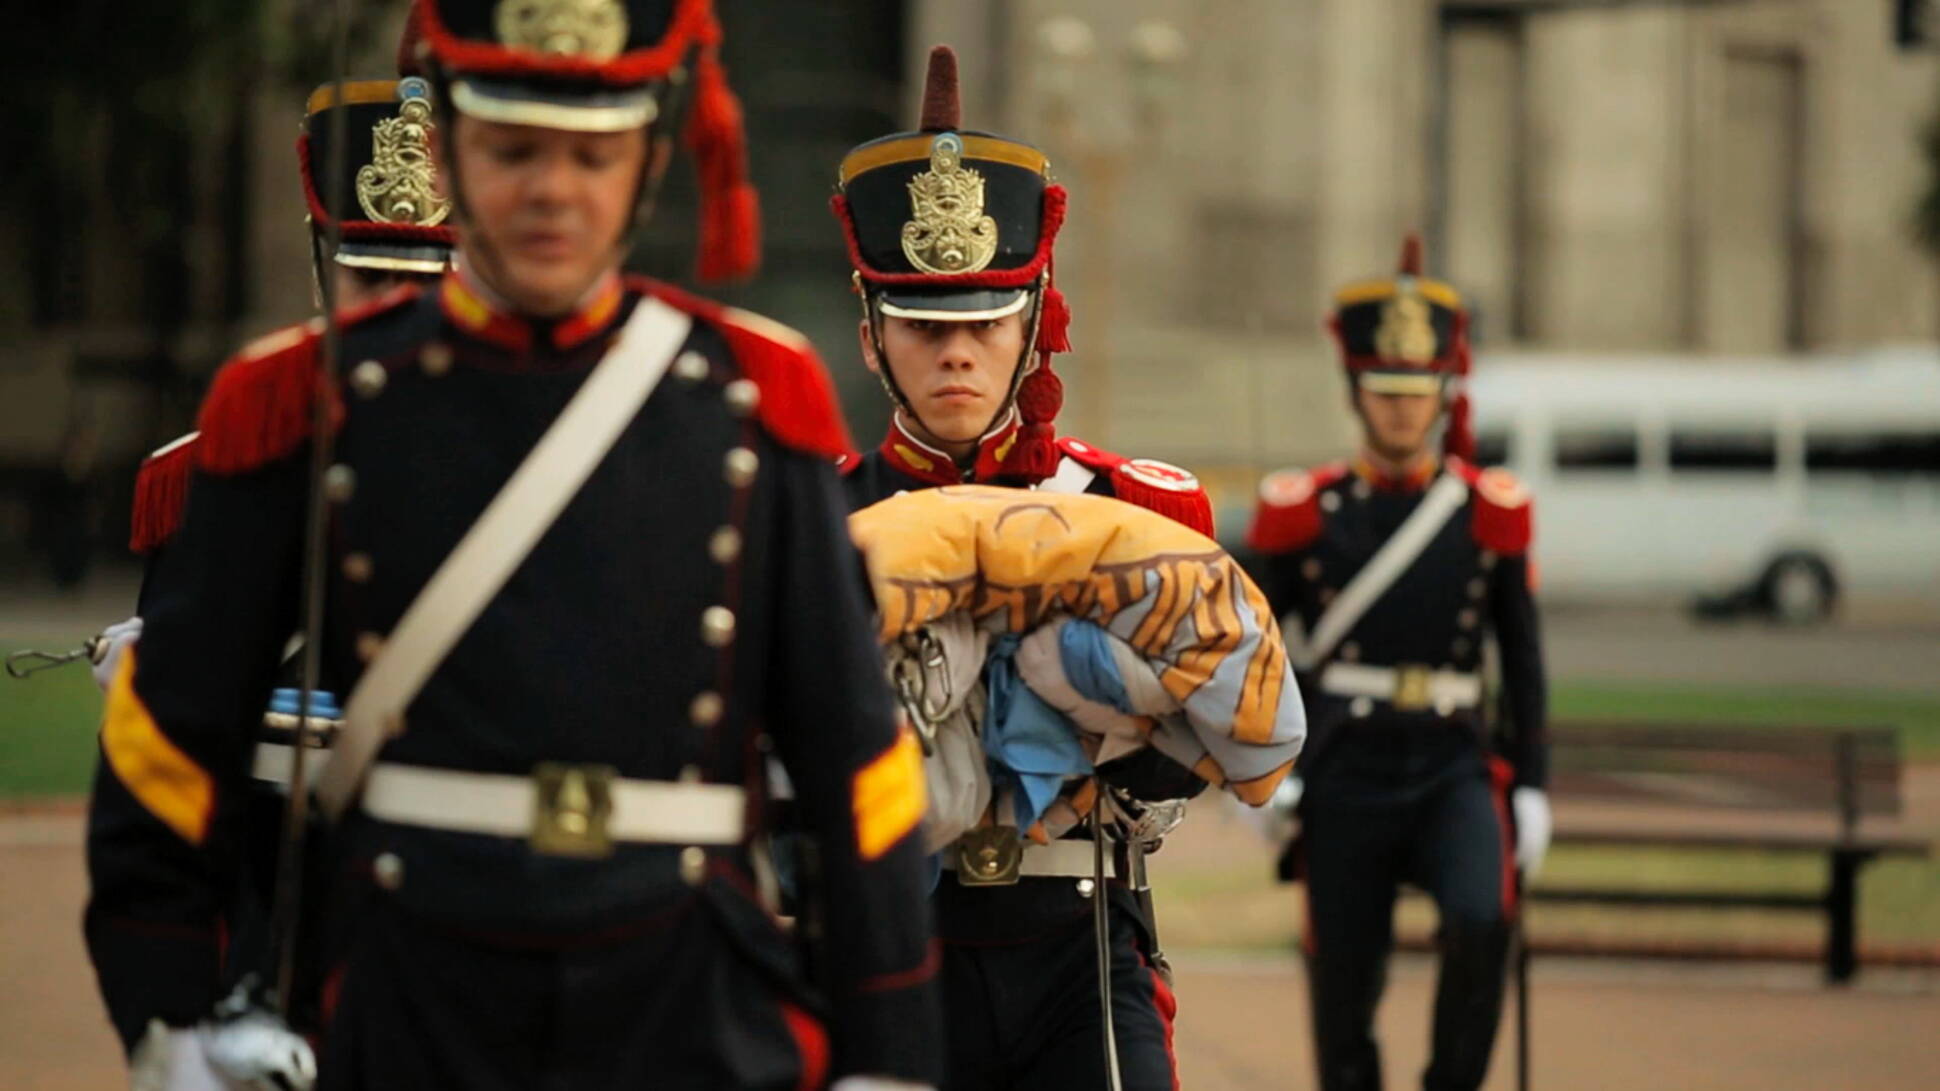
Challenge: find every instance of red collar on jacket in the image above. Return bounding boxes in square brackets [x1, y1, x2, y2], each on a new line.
[438, 267, 625, 355]
[877, 410, 1027, 486]
[1352, 450, 1440, 493]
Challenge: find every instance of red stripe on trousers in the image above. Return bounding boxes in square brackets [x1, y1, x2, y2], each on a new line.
[779, 999, 830, 1091]
[1135, 948, 1182, 1091]
[1487, 756, 1519, 919]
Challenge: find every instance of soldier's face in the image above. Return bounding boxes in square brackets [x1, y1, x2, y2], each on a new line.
[445, 116, 647, 316]
[1354, 386, 1442, 461]
[862, 314, 1026, 448]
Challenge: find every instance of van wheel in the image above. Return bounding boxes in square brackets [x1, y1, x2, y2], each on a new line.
[1759, 554, 1836, 625]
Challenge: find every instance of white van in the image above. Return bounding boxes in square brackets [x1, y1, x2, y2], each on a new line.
[1467, 348, 1940, 620]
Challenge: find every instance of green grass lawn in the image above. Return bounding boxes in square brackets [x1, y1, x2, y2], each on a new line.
[1552, 682, 1940, 760]
[5, 673, 1940, 798]
[0, 643, 103, 799]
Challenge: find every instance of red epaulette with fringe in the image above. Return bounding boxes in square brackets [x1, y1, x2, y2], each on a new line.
[1453, 458, 1533, 555]
[1057, 437, 1216, 539]
[194, 287, 417, 476]
[641, 279, 854, 461]
[128, 432, 200, 555]
[1246, 463, 1349, 554]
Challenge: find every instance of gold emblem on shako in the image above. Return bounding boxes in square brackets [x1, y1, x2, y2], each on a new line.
[901, 133, 999, 276]
[1374, 284, 1439, 365]
[356, 79, 451, 227]
[495, 0, 629, 60]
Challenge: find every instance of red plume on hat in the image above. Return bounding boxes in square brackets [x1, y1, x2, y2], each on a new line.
[1397, 232, 1476, 463]
[912, 44, 1070, 479]
[398, 0, 428, 77]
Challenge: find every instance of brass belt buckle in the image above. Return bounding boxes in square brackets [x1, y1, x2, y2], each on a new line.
[956, 826, 1023, 886]
[531, 762, 617, 858]
[1392, 664, 1434, 712]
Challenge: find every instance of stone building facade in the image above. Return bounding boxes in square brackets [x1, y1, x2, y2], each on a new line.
[914, 0, 1940, 511]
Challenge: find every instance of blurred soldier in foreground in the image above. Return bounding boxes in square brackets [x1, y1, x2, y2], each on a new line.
[1245, 237, 1550, 1091]
[831, 46, 1237, 1091]
[84, 1, 940, 1088]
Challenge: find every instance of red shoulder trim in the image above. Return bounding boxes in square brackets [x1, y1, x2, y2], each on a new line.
[129, 432, 200, 555]
[1059, 438, 1213, 537]
[1055, 436, 1126, 474]
[1113, 457, 1215, 538]
[640, 279, 855, 461]
[194, 289, 416, 476]
[195, 323, 330, 475]
[1245, 463, 1349, 554]
[1453, 459, 1533, 555]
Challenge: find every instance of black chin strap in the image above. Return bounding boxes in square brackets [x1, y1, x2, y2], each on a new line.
[858, 272, 1049, 463]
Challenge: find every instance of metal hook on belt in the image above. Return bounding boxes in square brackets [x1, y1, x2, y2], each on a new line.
[5, 637, 103, 680]
[891, 629, 953, 753]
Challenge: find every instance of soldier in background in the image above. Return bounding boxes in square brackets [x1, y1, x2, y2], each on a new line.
[98, 18, 463, 687]
[1246, 237, 1551, 1091]
[83, 2, 940, 1088]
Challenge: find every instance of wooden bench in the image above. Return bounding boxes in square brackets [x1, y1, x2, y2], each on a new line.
[1534, 722, 1932, 983]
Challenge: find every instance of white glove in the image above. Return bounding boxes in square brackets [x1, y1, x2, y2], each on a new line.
[830, 1079, 936, 1091]
[130, 1020, 229, 1091]
[127, 1012, 316, 1091]
[93, 616, 143, 692]
[202, 1009, 316, 1091]
[1511, 786, 1552, 878]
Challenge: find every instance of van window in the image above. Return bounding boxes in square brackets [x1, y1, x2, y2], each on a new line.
[1669, 429, 1775, 472]
[1554, 428, 1638, 470]
[1805, 432, 1940, 476]
[1473, 429, 1512, 466]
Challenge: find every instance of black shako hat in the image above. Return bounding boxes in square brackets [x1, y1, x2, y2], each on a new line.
[417, 0, 759, 280]
[301, 77, 457, 274]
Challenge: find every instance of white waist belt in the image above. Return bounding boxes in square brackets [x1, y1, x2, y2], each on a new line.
[360, 763, 748, 845]
[940, 838, 1120, 880]
[1319, 662, 1483, 711]
[252, 742, 320, 791]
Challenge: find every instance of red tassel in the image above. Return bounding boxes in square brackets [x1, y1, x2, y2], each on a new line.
[129, 435, 198, 555]
[1036, 281, 1071, 355]
[1444, 311, 1476, 461]
[1445, 390, 1475, 463]
[687, 45, 760, 282]
[1003, 421, 1062, 480]
[998, 366, 1064, 479]
[1015, 364, 1063, 426]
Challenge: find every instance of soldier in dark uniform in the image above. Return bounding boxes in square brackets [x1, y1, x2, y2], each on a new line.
[84, 3, 941, 1089]
[83, 46, 462, 693]
[831, 45, 1213, 1091]
[1245, 237, 1550, 1091]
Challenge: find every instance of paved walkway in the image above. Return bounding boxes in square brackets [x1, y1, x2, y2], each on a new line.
[7, 813, 1938, 1090]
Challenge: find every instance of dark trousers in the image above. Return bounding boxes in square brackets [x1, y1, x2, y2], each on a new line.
[1300, 763, 1514, 1091]
[941, 904, 1177, 1091]
[319, 894, 825, 1091]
